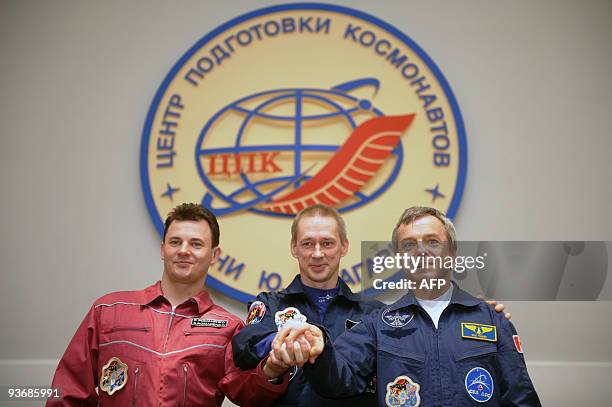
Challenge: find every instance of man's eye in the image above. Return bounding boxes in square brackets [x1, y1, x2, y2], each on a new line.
[427, 240, 441, 248]
[322, 241, 335, 248]
[302, 242, 312, 248]
[170, 240, 180, 246]
[192, 242, 203, 249]
[401, 241, 417, 251]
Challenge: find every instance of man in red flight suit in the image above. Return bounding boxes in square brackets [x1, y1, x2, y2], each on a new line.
[48, 203, 288, 406]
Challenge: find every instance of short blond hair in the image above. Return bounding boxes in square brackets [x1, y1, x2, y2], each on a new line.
[291, 204, 347, 244]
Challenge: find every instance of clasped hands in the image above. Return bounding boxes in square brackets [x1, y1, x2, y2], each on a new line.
[262, 323, 325, 379]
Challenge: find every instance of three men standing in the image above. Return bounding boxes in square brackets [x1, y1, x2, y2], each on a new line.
[50, 203, 530, 406]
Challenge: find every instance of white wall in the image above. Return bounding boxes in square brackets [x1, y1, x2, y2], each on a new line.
[1, 0, 611, 406]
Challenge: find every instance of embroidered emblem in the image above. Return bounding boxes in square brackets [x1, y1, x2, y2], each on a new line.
[381, 308, 414, 328]
[275, 307, 307, 331]
[100, 357, 128, 395]
[461, 322, 497, 342]
[385, 375, 420, 406]
[191, 318, 228, 328]
[513, 335, 524, 353]
[318, 293, 334, 303]
[246, 301, 266, 325]
[465, 367, 494, 403]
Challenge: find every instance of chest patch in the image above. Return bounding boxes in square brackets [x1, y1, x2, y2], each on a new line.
[465, 367, 494, 402]
[385, 375, 420, 406]
[191, 318, 228, 328]
[461, 322, 497, 342]
[100, 357, 128, 395]
[275, 307, 307, 331]
[381, 308, 414, 328]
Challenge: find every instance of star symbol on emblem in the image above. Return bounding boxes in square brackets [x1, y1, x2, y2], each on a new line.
[425, 184, 445, 202]
[161, 183, 180, 201]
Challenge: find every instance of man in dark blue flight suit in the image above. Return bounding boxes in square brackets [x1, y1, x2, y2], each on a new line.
[232, 204, 382, 406]
[234, 205, 512, 406]
[282, 206, 541, 406]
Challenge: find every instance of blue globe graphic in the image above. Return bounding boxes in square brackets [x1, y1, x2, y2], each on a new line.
[195, 80, 404, 217]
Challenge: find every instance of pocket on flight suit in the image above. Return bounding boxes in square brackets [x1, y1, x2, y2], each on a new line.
[453, 346, 499, 406]
[98, 326, 151, 406]
[377, 342, 425, 404]
[97, 350, 146, 406]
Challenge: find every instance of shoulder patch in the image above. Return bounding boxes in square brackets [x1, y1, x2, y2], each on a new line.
[246, 301, 267, 325]
[461, 322, 497, 342]
[513, 335, 524, 353]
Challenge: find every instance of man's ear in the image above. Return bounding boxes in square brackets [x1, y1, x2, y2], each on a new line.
[340, 238, 349, 258]
[290, 241, 298, 259]
[210, 246, 221, 265]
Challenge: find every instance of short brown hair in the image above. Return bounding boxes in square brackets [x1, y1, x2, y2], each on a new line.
[391, 206, 457, 253]
[291, 204, 347, 244]
[163, 203, 220, 247]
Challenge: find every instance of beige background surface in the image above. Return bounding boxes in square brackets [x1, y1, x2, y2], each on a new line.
[1, 1, 611, 406]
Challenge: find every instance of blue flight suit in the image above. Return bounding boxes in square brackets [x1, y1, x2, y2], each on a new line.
[304, 283, 541, 406]
[232, 275, 383, 406]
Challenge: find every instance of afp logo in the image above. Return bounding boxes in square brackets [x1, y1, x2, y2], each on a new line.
[141, 4, 467, 302]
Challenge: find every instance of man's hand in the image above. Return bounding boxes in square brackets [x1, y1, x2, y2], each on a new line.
[262, 326, 313, 379]
[485, 299, 512, 320]
[273, 323, 325, 364]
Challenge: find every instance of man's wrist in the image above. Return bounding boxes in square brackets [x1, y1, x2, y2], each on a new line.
[262, 359, 286, 381]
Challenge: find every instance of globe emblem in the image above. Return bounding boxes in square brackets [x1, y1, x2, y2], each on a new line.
[196, 78, 405, 217]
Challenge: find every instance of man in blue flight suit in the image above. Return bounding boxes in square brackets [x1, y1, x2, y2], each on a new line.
[232, 204, 382, 406]
[278, 206, 541, 406]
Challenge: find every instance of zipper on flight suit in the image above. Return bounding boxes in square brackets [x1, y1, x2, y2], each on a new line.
[104, 326, 151, 333]
[131, 367, 139, 406]
[416, 304, 444, 407]
[434, 305, 453, 406]
[182, 364, 188, 407]
[162, 305, 177, 352]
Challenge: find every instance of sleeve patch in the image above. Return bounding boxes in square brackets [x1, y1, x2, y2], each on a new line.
[513, 335, 524, 353]
[246, 301, 267, 325]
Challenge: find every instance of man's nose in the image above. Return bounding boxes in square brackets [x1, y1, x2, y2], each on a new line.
[312, 244, 324, 258]
[178, 242, 190, 254]
[417, 240, 427, 255]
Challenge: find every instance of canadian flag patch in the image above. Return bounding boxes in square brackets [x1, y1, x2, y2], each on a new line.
[513, 335, 524, 353]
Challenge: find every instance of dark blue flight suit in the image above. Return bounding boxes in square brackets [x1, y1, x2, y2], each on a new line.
[304, 283, 541, 406]
[232, 275, 383, 406]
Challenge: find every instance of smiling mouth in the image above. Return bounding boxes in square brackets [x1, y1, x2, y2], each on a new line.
[174, 261, 193, 266]
[310, 264, 328, 270]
